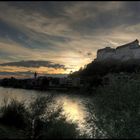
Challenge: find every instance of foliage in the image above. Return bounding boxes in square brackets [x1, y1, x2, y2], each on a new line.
[69, 59, 140, 88]
[0, 99, 29, 129]
[86, 74, 140, 138]
[0, 95, 81, 139]
[70, 59, 140, 78]
[37, 117, 80, 139]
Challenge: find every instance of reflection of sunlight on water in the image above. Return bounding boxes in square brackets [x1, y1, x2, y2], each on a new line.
[63, 99, 84, 122]
[56, 95, 90, 135]
[0, 87, 91, 136]
[0, 87, 37, 106]
[59, 96, 85, 122]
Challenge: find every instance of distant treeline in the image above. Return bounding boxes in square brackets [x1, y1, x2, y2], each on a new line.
[0, 77, 60, 90]
[0, 77, 79, 92]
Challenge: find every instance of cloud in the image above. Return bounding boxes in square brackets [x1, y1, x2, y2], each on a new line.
[0, 60, 66, 70]
[0, 71, 32, 76]
[0, 1, 140, 75]
[87, 52, 92, 56]
[0, 2, 139, 38]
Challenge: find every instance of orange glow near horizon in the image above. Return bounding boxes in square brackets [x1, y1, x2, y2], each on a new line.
[0, 65, 74, 79]
[0, 57, 92, 78]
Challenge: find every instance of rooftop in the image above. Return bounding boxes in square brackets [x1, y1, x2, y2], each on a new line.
[116, 39, 139, 50]
[98, 39, 140, 53]
[98, 47, 115, 53]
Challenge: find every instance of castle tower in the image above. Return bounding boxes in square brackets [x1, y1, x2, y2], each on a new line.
[34, 72, 37, 80]
[135, 39, 139, 44]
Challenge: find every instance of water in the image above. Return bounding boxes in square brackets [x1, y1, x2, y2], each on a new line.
[0, 86, 91, 137]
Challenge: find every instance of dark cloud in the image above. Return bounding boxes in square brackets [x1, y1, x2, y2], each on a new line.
[2, 1, 140, 36]
[0, 71, 32, 76]
[0, 19, 70, 51]
[1, 1, 140, 77]
[0, 60, 66, 70]
[1, 2, 140, 43]
[0, 19, 30, 48]
[78, 51, 82, 54]
[67, 2, 140, 35]
[7, 1, 74, 18]
[87, 52, 92, 56]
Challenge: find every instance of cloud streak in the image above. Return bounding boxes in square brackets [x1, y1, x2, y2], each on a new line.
[0, 2, 140, 77]
[0, 60, 66, 69]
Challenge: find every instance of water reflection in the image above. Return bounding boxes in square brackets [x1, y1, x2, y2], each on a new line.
[0, 87, 90, 135]
[56, 95, 88, 134]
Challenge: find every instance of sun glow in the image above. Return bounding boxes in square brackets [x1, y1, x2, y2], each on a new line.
[62, 97, 85, 122]
[56, 96, 87, 133]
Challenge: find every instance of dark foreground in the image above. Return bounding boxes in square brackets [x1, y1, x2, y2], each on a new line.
[0, 77, 82, 93]
[0, 73, 140, 138]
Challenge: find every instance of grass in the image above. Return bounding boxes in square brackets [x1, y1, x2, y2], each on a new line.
[3, 73, 140, 139]
[0, 124, 27, 139]
[86, 73, 140, 138]
[0, 95, 83, 139]
[0, 99, 29, 129]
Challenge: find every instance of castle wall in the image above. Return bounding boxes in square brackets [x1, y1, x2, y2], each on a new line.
[97, 51, 115, 60]
[115, 47, 134, 61]
[104, 52, 115, 60]
[97, 47, 115, 60]
[96, 40, 140, 61]
[133, 48, 140, 59]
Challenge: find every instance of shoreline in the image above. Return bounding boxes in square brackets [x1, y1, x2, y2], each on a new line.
[0, 85, 93, 97]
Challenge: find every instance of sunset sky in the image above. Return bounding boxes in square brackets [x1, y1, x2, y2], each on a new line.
[0, 1, 140, 78]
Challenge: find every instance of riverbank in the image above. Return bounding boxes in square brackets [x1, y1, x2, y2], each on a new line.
[0, 73, 140, 138]
[0, 85, 93, 99]
[0, 96, 85, 139]
[0, 77, 85, 95]
[0, 85, 81, 94]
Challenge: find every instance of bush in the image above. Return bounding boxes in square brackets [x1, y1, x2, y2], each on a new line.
[0, 99, 29, 129]
[0, 96, 82, 139]
[34, 117, 81, 139]
[86, 74, 140, 138]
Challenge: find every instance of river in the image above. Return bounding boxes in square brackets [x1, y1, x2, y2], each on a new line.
[0, 86, 92, 137]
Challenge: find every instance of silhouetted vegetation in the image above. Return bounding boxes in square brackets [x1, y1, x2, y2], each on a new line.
[71, 59, 140, 77]
[0, 76, 79, 92]
[0, 96, 83, 139]
[1, 58, 140, 138]
[69, 59, 140, 88]
[0, 99, 29, 129]
[86, 74, 140, 138]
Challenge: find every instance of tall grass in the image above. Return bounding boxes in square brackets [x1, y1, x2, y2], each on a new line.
[0, 95, 82, 139]
[86, 74, 140, 138]
[0, 99, 29, 129]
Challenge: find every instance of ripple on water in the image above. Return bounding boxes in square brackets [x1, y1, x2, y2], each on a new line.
[0, 87, 92, 137]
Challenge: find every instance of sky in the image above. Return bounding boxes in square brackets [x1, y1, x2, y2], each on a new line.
[0, 1, 140, 78]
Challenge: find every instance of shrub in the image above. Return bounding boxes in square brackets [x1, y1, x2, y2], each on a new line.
[0, 96, 82, 139]
[0, 99, 29, 129]
[86, 74, 140, 138]
[41, 117, 80, 139]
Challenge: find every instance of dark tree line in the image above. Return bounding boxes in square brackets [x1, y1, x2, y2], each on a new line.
[69, 59, 140, 88]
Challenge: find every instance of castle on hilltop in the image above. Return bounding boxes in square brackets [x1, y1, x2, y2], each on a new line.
[96, 39, 140, 61]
